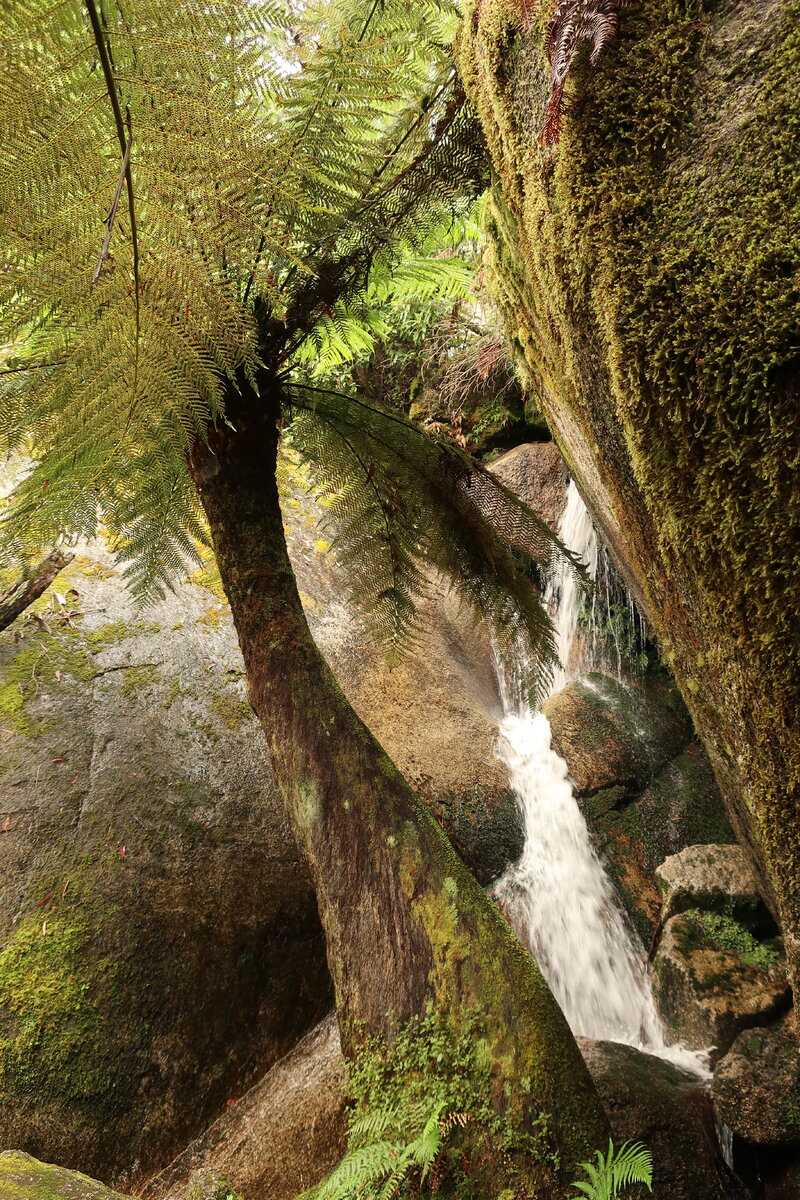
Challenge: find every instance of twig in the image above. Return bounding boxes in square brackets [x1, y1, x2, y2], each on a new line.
[92, 137, 131, 284]
[0, 549, 75, 634]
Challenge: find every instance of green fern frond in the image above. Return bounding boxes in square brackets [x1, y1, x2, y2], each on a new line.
[571, 1139, 653, 1200]
[1, 0, 485, 603]
[288, 383, 584, 699]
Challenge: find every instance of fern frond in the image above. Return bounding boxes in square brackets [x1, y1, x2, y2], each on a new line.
[288, 384, 584, 700]
[571, 1138, 653, 1200]
[541, 0, 635, 145]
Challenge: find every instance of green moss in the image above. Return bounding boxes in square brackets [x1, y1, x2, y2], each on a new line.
[0, 1150, 130, 1199]
[677, 909, 779, 971]
[0, 911, 124, 1108]
[0, 630, 95, 735]
[210, 690, 252, 730]
[0, 617, 156, 734]
[119, 663, 160, 698]
[69, 556, 117, 581]
[780, 1093, 800, 1132]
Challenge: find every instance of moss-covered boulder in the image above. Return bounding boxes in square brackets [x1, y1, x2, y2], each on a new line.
[542, 673, 734, 942]
[713, 1022, 800, 1147]
[577, 1039, 725, 1199]
[458, 0, 800, 993]
[652, 912, 791, 1062]
[0, 1152, 135, 1199]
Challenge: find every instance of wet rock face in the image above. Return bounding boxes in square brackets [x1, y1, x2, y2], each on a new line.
[576, 1039, 726, 1200]
[542, 673, 734, 944]
[652, 912, 790, 1063]
[657, 844, 764, 924]
[143, 1015, 347, 1200]
[713, 1023, 800, 1147]
[0, 1152, 135, 1199]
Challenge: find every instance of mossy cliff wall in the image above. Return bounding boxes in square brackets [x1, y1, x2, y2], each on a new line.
[458, 0, 800, 991]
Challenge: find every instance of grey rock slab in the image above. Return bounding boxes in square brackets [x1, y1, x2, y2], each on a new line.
[142, 1014, 347, 1200]
[656, 843, 763, 922]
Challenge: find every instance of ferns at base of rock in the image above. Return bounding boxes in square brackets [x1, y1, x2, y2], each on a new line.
[570, 1139, 653, 1200]
[305, 1007, 560, 1200]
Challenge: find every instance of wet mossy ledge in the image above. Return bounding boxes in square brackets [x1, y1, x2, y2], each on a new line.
[458, 0, 800, 992]
[0, 1151, 135, 1199]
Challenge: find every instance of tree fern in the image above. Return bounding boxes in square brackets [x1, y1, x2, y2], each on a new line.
[571, 1139, 653, 1200]
[1, 0, 579, 692]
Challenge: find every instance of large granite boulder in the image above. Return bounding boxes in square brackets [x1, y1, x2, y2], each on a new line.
[652, 912, 790, 1063]
[488, 442, 569, 532]
[142, 1015, 347, 1200]
[0, 469, 523, 1183]
[542, 674, 734, 943]
[576, 1039, 726, 1200]
[657, 844, 764, 924]
[0, 1153, 135, 1199]
[713, 1022, 800, 1147]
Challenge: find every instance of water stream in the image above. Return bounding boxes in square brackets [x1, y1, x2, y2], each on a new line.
[495, 481, 707, 1073]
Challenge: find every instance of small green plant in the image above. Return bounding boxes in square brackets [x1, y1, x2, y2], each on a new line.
[685, 910, 779, 970]
[306, 1007, 558, 1200]
[310, 1100, 446, 1200]
[571, 1139, 653, 1199]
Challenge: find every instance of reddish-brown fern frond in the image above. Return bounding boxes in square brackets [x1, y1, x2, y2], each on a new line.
[541, 0, 635, 145]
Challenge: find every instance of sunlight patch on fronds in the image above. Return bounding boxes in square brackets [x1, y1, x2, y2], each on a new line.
[287, 385, 584, 700]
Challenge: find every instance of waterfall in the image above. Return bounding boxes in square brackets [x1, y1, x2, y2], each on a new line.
[495, 481, 707, 1072]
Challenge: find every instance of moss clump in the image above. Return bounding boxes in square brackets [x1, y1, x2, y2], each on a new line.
[119, 663, 160, 698]
[677, 909, 779, 971]
[0, 911, 125, 1109]
[0, 1150, 131, 1199]
[0, 629, 95, 735]
[210, 690, 252, 731]
[69, 556, 117, 581]
[196, 604, 226, 628]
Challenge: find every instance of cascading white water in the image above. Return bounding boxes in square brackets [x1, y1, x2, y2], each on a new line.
[496, 481, 707, 1072]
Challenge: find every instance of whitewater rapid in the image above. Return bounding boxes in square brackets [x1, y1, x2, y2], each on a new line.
[495, 481, 708, 1073]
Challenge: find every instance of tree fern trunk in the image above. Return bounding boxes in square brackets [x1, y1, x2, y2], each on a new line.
[187, 373, 608, 1191]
